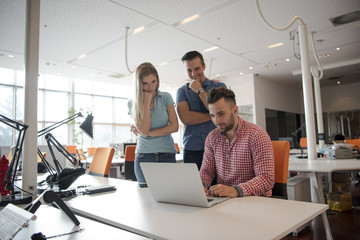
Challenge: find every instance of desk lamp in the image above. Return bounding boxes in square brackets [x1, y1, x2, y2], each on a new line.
[0, 113, 32, 206]
[37, 112, 93, 190]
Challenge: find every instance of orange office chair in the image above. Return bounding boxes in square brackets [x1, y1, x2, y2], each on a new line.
[88, 147, 115, 177]
[299, 138, 307, 149]
[271, 141, 290, 199]
[346, 139, 360, 150]
[124, 145, 137, 181]
[66, 145, 77, 155]
[37, 152, 47, 162]
[76, 148, 86, 161]
[87, 147, 97, 156]
[174, 143, 180, 154]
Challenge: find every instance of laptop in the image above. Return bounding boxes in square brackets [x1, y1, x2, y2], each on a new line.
[140, 162, 229, 208]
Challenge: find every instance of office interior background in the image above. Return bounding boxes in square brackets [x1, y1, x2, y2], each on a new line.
[1, 0, 360, 152]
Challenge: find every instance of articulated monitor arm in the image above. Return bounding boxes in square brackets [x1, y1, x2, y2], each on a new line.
[25, 190, 80, 226]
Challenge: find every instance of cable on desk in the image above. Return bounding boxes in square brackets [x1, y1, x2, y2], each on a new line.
[31, 228, 84, 240]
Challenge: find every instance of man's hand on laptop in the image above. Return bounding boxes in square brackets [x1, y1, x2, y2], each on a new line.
[208, 184, 239, 198]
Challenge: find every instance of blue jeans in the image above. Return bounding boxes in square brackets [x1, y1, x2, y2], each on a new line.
[135, 153, 176, 185]
[183, 150, 204, 170]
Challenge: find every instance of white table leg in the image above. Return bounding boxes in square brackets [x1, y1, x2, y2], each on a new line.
[315, 172, 333, 240]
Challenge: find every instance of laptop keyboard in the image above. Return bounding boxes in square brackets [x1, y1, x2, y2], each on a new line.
[207, 198, 214, 202]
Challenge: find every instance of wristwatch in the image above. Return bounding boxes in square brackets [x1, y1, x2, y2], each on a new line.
[197, 88, 205, 95]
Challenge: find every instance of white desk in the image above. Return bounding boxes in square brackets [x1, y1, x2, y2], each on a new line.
[288, 158, 360, 240]
[66, 175, 328, 240]
[13, 205, 148, 240]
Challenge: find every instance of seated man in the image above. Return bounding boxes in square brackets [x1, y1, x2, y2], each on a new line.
[200, 87, 275, 198]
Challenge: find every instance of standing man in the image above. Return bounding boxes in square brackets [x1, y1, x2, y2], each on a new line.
[176, 51, 226, 170]
[201, 87, 274, 197]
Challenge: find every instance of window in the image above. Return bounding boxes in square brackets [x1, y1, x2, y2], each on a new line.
[0, 67, 183, 149]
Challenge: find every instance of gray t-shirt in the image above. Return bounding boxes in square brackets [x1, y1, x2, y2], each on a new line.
[129, 90, 176, 154]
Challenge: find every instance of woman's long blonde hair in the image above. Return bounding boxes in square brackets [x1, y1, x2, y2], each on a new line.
[131, 62, 159, 126]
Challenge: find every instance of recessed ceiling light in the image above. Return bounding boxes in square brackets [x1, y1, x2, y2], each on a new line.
[317, 53, 331, 59]
[285, 58, 290, 62]
[203, 46, 219, 53]
[8, 54, 14, 58]
[159, 61, 168, 66]
[267, 42, 283, 49]
[57, 73, 61, 76]
[249, 66, 253, 70]
[239, 72, 244, 75]
[336, 47, 340, 51]
[77, 54, 86, 60]
[216, 74, 220, 77]
[337, 81, 341, 85]
[72, 66, 76, 69]
[133, 26, 145, 35]
[177, 14, 200, 26]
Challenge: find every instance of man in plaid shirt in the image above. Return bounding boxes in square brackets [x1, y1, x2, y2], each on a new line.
[200, 87, 275, 198]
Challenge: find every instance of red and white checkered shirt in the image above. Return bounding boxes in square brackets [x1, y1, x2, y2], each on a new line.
[200, 117, 275, 197]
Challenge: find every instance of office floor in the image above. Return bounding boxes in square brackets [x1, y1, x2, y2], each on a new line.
[281, 179, 360, 240]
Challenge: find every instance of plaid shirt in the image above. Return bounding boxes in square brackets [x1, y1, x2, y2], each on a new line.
[200, 117, 275, 197]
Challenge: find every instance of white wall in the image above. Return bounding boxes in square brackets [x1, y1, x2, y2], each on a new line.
[225, 74, 303, 129]
[321, 82, 360, 112]
[253, 76, 303, 129]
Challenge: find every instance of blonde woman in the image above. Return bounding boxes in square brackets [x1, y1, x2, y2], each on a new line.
[129, 62, 178, 186]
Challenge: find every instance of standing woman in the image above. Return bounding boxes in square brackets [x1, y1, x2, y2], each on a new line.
[129, 62, 179, 186]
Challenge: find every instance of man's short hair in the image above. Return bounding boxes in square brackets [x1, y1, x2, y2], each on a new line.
[181, 51, 205, 66]
[207, 87, 236, 105]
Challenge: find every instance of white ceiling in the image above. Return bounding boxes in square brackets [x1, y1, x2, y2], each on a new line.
[0, 0, 359, 92]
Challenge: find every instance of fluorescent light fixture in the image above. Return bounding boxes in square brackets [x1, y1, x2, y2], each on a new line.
[133, 26, 145, 35]
[179, 14, 200, 25]
[203, 46, 218, 53]
[159, 61, 168, 66]
[77, 54, 87, 60]
[267, 42, 283, 49]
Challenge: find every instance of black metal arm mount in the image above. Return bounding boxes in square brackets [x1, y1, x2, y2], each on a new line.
[0, 113, 28, 196]
[37, 113, 87, 186]
[25, 189, 80, 226]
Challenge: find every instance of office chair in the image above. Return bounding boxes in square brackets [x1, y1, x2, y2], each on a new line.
[76, 148, 86, 161]
[88, 147, 115, 177]
[271, 141, 290, 199]
[346, 139, 360, 150]
[124, 145, 137, 181]
[299, 138, 307, 149]
[65, 145, 77, 155]
[87, 147, 97, 156]
[174, 143, 180, 154]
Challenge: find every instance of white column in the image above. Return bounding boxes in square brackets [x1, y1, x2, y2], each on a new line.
[298, 23, 317, 160]
[22, 0, 40, 197]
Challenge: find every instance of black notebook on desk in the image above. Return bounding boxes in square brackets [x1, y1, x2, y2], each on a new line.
[85, 185, 116, 194]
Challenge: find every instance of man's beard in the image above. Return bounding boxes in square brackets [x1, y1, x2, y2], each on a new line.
[219, 113, 235, 134]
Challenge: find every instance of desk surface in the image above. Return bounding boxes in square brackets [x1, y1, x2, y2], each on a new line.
[14, 205, 147, 240]
[289, 158, 360, 172]
[66, 175, 328, 240]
